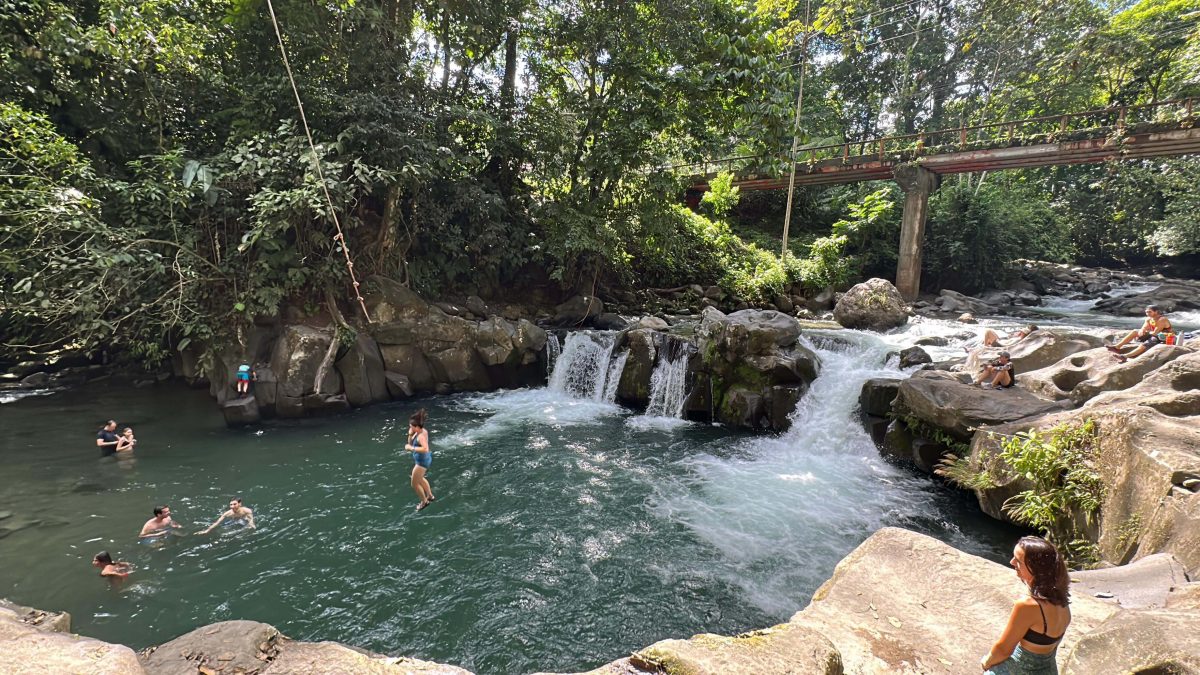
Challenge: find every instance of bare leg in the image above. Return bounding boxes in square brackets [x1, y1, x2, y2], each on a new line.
[1110, 329, 1139, 351]
[974, 366, 995, 384]
[1116, 344, 1147, 363]
[411, 465, 427, 503]
[991, 370, 1012, 387]
[420, 474, 434, 502]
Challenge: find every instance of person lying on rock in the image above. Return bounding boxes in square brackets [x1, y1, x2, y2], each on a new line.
[974, 351, 1016, 389]
[1107, 305, 1173, 363]
[981, 536, 1071, 674]
[92, 551, 132, 580]
[198, 497, 255, 534]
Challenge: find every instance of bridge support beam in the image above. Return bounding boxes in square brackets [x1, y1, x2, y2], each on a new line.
[894, 165, 940, 301]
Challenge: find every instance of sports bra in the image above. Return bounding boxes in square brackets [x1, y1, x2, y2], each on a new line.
[1022, 600, 1063, 646]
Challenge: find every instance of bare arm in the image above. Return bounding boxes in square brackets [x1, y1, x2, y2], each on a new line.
[246, 509, 255, 529]
[982, 601, 1029, 670]
[199, 513, 227, 534]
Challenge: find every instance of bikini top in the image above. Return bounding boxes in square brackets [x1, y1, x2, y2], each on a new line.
[1022, 600, 1063, 646]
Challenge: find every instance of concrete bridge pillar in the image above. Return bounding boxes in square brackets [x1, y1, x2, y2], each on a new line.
[894, 165, 940, 301]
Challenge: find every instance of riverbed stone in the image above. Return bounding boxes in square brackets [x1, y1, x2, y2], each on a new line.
[141, 619, 279, 675]
[616, 329, 656, 407]
[0, 613, 143, 674]
[936, 289, 991, 315]
[897, 346, 931, 369]
[832, 278, 909, 331]
[787, 528, 1117, 674]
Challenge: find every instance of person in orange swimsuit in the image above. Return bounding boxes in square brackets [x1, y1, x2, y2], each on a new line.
[1108, 305, 1173, 363]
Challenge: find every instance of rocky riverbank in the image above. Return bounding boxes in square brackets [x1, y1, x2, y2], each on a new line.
[5, 528, 1197, 674]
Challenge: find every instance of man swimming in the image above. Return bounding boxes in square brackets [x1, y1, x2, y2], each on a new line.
[139, 505, 183, 539]
[198, 497, 256, 534]
[96, 420, 120, 457]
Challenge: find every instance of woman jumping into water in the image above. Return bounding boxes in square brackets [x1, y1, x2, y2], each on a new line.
[407, 408, 435, 510]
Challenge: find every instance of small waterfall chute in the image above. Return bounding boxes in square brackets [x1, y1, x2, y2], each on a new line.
[644, 338, 694, 418]
[548, 331, 625, 402]
[545, 333, 562, 377]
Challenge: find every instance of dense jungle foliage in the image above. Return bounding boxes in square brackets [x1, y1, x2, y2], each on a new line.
[2, 0, 1199, 364]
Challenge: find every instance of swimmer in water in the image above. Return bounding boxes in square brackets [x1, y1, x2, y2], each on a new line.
[92, 551, 132, 580]
[115, 427, 137, 453]
[407, 408, 435, 511]
[198, 497, 255, 534]
[139, 505, 183, 539]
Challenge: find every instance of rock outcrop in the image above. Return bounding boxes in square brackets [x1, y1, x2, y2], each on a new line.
[1021, 344, 1191, 404]
[208, 282, 548, 425]
[694, 308, 821, 430]
[892, 370, 1068, 440]
[1093, 281, 1200, 316]
[0, 599, 142, 674]
[833, 278, 909, 331]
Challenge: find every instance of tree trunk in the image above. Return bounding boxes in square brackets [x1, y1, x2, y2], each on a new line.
[501, 27, 518, 119]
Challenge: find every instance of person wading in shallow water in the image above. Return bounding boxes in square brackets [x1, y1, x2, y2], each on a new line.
[407, 408, 435, 511]
[981, 536, 1072, 674]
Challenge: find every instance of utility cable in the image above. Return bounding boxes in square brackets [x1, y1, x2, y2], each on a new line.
[265, 0, 373, 323]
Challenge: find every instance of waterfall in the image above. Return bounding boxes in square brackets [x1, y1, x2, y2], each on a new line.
[644, 339, 693, 418]
[548, 331, 625, 402]
[545, 333, 561, 377]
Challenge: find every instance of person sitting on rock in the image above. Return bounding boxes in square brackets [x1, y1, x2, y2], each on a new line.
[981, 536, 1071, 673]
[1107, 305, 1173, 363]
[975, 351, 1015, 389]
[92, 551, 132, 580]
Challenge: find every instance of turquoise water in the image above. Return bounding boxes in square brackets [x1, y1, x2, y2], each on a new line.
[0, 332, 1021, 674]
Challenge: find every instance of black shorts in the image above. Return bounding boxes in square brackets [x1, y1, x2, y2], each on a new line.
[1138, 334, 1162, 348]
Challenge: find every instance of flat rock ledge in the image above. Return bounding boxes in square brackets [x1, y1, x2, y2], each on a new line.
[6, 529, 1198, 675]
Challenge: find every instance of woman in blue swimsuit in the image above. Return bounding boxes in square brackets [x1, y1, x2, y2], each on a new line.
[407, 408, 435, 510]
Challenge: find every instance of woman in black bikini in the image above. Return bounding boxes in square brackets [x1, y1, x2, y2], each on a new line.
[981, 536, 1071, 673]
[407, 409, 435, 511]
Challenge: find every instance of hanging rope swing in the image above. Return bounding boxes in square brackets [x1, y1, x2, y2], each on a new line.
[780, 0, 812, 258]
[265, 0, 373, 324]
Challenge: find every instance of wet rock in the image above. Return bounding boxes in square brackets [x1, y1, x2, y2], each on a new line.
[616, 329, 656, 407]
[897, 346, 931, 369]
[335, 334, 390, 407]
[833, 278, 909, 331]
[914, 336, 949, 347]
[553, 295, 604, 326]
[859, 378, 901, 417]
[720, 387, 767, 429]
[19, 372, 50, 387]
[221, 396, 261, 426]
[253, 366, 278, 409]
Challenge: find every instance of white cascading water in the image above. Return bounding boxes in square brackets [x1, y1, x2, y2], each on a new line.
[545, 333, 561, 377]
[644, 341, 693, 418]
[548, 331, 623, 402]
[648, 330, 982, 616]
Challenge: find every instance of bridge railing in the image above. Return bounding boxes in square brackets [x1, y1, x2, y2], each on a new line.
[673, 97, 1198, 182]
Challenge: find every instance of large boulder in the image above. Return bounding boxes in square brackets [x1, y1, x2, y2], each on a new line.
[935, 289, 992, 315]
[858, 378, 899, 419]
[1062, 608, 1200, 674]
[379, 344, 436, 392]
[367, 276, 429, 323]
[269, 326, 335, 399]
[788, 528, 1116, 674]
[833, 278, 909, 331]
[221, 395, 261, 426]
[0, 601, 143, 674]
[335, 333, 390, 406]
[1021, 345, 1191, 405]
[696, 308, 820, 430]
[475, 317, 519, 367]
[893, 370, 1069, 440]
[553, 295, 604, 326]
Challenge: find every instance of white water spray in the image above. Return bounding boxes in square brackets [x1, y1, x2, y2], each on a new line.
[644, 341, 693, 418]
[548, 331, 624, 402]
